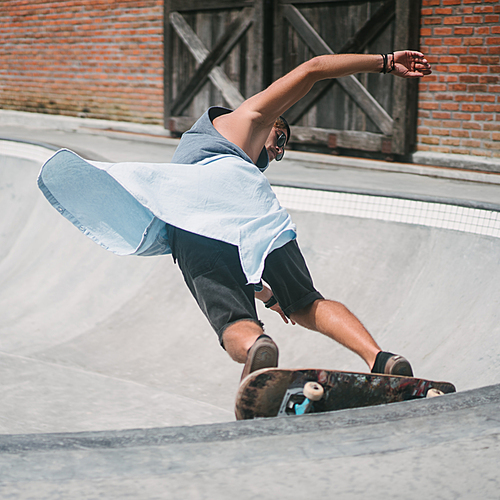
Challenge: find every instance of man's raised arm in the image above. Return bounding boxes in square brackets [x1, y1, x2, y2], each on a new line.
[213, 51, 431, 163]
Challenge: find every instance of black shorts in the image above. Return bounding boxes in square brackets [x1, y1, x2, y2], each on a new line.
[166, 224, 323, 346]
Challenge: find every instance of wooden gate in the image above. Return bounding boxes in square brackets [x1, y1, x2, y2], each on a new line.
[164, 0, 421, 158]
[164, 0, 271, 134]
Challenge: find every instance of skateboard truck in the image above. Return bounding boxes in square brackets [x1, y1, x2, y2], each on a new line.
[278, 381, 325, 416]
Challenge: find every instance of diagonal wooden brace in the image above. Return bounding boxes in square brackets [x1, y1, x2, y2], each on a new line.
[169, 10, 248, 112]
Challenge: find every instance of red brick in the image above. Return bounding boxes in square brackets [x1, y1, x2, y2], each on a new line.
[469, 65, 489, 72]
[474, 6, 494, 13]
[464, 16, 484, 23]
[449, 65, 469, 72]
[424, 17, 444, 25]
[432, 128, 451, 136]
[462, 104, 483, 112]
[453, 112, 472, 120]
[485, 15, 500, 23]
[475, 113, 495, 121]
[464, 37, 485, 45]
[460, 56, 479, 63]
[434, 28, 454, 35]
[421, 137, 441, 145]
[449, 47, 469, 55]
[442, 120, 462, 128]
[482, 56, 500, 64]
[437, 8, 454, 16]
[462, 139, 482, 149]
[421, 102, 440, 110]
[455, 27, 474, 35]
[455, 94, 475, 102]
[451, 130, 470, 137]
[476, 95, 496, 102]
[442, 138, 462, 146]
[441, 103, 461, 110]
[434, 112, 453, 119]
[444, 16, 463, 24]
[451, 148, 473, 154]
[440, 56, 459, 63]
[434, 65, 451, 72]
[484, 104, 500, 112]
[429, 84, 448, 91]
[449, 83, 468, 91]
[469, 47, 488, 54]
[468, 84, 488, 92]
[471, 131, 491, 139]
[436, 93, 455, 101]
[445, 37, 466, 45]
[424, 38, 444, 45]
[430, 47, 453, 54]
[484, 123, 500, 131]
[483, 141, 500, 150]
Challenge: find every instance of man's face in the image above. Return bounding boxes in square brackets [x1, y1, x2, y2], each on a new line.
[265, 127, 287, 162]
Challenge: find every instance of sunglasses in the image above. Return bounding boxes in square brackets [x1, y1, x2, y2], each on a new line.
[276, 131, 286, 161]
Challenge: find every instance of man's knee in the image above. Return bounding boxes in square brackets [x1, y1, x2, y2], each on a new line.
[289, 298, 324, 327]
[290, 298, 349, 329]
[221, 319, 265, 363]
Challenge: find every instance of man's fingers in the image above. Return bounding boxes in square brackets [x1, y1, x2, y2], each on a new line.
[270, 304, 295, 325]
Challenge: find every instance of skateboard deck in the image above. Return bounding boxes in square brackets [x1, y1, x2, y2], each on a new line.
[235, 368, 456, 420]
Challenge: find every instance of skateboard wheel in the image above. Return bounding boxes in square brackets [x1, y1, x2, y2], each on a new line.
[427, 388, 445, 398]
[303, 382, 324, 401]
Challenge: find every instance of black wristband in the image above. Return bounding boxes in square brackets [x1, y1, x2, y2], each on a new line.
[380, 53, 395, 74]
[264, 296, 278, 308]
[380, 53, 387, 74]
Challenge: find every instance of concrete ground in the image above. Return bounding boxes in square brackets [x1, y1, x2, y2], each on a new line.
[0, 110, 499, 499]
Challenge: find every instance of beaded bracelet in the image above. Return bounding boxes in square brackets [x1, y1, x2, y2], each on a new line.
[380, 52, 395, 74]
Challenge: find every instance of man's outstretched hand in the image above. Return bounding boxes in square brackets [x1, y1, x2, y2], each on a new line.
[255, 284, 296, 325]
[392, 50, 432, 78]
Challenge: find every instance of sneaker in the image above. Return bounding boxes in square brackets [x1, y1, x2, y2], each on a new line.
[240, 334, 279, 381]
[372, 351, 414, 377]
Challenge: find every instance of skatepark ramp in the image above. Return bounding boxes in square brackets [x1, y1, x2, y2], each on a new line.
[1, 134, 500, 499]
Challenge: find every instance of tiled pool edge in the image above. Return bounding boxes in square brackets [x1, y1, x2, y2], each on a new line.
[273, 185, 500, 239]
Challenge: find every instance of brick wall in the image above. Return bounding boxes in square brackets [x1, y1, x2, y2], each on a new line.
[418, 0, 500, 160]
[0, 0, 163, 124]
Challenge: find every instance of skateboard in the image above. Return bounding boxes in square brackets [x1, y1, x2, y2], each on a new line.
[235, 368, 456, 420]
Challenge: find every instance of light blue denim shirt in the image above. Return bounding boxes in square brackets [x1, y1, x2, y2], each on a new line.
[37, 149, 296, 284]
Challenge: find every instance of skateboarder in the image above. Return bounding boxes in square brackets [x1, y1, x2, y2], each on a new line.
[168, 51, 432, 381]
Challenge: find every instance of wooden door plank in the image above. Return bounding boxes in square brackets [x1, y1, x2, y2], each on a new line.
[170, 11, 245, 109]
[283, 4, 393, 135]
[285, 0, 395, 125]
[391, 0, 421, 155]
[170, 0, 252, 11]
[170, 8, 253, 115]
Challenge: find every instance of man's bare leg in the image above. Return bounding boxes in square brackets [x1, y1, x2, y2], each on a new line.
[223, 320, 279, 380]
[222, 320, 264, 363]
[290, 299, 381, 370]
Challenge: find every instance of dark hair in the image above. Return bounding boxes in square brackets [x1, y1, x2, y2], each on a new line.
[274, 116, 291, 144]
